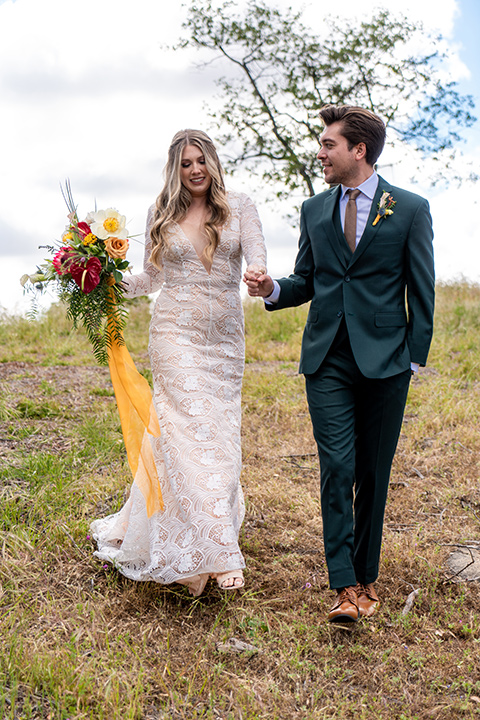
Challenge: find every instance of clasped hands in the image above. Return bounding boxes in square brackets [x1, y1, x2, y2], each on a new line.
[243, 268, 274, 298]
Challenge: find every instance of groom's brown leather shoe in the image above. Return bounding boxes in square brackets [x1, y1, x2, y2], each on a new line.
[327, 586, 359, 623]
[356, 582, 380, 618]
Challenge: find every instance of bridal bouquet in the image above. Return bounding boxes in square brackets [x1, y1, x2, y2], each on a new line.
[21, 181, 132, 365]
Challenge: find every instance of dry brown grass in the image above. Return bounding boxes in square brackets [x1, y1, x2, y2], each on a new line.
[0, 284, 480, 719]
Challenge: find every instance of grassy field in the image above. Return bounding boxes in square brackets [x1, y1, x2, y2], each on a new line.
[0, 283, 479, 719]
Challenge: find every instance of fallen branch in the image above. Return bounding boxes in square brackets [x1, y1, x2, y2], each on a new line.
[402, 588, 420, 616]
[280, 453, 317, 459]
[410, 467, 425, 480]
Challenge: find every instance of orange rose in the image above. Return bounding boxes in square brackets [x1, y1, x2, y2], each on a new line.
[104, 236, 129, 259]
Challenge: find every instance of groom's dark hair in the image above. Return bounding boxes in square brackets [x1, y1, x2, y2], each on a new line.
[319, 105, 386, 166]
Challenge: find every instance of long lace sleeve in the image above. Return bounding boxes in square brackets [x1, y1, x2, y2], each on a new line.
[122, 205, 164, 299]
[238, 194, 267, 275]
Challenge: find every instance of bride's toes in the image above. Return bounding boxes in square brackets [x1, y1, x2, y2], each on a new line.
[222, 576, 241, 588]
[216, 570, 245, 590]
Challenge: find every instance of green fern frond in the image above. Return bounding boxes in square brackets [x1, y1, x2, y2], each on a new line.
[60, 279, 128, 365]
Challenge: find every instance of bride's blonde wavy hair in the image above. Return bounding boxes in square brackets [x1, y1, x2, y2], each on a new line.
[149, 129, 231, 268]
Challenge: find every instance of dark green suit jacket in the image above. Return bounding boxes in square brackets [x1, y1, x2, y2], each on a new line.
[269, 176, 435, 378]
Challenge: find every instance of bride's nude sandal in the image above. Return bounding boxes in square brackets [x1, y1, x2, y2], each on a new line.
[215, 570, 245, 590]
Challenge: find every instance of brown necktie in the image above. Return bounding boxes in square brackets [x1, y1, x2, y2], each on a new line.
[344, 188, 361, 253]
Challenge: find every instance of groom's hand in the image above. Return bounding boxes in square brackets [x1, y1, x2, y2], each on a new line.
[243, 270, 274, 298]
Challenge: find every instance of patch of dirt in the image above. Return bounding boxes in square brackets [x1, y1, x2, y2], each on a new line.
[0, 362, 114, 460]
[0, 361, 111, 406]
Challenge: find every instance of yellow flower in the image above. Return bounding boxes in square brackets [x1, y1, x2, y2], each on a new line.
[82, 233, 97, 246]
[104, 217, 120, 233]
[62, 231, 74, 242]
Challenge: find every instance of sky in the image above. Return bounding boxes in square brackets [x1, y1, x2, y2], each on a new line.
[0, 0, 479, 315]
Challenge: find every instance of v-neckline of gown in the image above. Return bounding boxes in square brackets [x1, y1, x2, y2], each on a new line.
[177, 223, 213, 275]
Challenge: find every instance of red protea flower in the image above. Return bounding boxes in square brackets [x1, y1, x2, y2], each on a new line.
[52, 247, 79, 276]
[53, 247, 101, 293]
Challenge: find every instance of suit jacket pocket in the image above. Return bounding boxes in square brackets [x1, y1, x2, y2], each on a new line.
[374, 312, 407, 327]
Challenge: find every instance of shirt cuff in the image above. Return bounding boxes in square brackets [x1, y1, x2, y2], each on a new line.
[264, 280, 281, 305]
[410, 362, 419, 373]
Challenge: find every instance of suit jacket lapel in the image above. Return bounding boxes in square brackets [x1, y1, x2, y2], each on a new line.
[322, 185, 347, 268]
[348, 176, 392, 268]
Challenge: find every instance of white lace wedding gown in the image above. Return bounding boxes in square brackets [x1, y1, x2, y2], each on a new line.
[90, 192, 267, 594]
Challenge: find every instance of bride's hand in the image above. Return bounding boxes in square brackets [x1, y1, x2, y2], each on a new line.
[243, 270, 274, 298]
[245, 263, 266, 279]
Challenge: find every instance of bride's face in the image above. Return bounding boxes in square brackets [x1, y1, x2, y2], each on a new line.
[180, 144, 212, 196]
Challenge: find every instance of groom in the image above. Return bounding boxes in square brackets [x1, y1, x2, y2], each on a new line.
[245, 105, 435, 623]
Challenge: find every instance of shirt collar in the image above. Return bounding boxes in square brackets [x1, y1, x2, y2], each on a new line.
[341, 171, 379, 201]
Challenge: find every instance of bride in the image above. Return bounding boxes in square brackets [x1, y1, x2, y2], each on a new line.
[90, 129, 267, 595]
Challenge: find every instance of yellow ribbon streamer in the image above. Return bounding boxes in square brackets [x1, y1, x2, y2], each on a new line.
[107, 335, 163, 517]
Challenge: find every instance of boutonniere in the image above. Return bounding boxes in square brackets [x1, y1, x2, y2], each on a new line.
[372, 191, 396, 226]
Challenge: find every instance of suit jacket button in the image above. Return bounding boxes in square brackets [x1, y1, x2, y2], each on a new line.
[337, 311, 343, 318]
[344, 275, 351, 282]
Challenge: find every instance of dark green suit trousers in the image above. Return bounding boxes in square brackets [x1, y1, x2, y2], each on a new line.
[305, 321, 411, 589]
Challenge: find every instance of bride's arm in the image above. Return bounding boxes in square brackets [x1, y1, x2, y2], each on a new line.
[122, 205, 164, 298]
[238, 194, 267, 277]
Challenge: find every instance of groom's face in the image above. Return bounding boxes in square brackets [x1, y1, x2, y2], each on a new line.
[317, 121, 362, 187]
